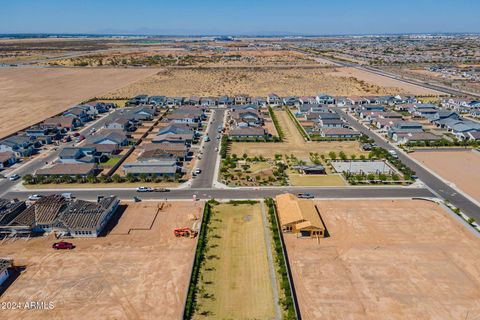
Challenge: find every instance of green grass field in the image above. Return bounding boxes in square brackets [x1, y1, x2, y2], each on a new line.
[193, 203, 277, 319]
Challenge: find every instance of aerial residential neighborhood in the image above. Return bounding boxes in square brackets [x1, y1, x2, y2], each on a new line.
[1, 1, 480, 319]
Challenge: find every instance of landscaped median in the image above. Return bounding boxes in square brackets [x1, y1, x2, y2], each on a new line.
[268, 106, 285, 141]
[183, 200, 295, 320]
[284, 106, 310, 141]
[265, 198, 297, 320]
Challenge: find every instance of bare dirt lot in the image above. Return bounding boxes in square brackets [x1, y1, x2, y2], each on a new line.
[0, 201, 203, 320]
[410, 149, 480, 202]
[106, 67, 405, 98]
[0, 67, 157, 139]
[230, 109, 367, 160]
[284, 199, 480, 320]
[328, 67, 442, 96]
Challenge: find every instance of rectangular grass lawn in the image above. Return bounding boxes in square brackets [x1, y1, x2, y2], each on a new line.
[193, 202, 276, 319]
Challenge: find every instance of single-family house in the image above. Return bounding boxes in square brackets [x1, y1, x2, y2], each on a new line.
[123, 159, 180, 177]
[320, 128, 360, 138]
[35, 163, 97, 177]
[0, 135, 35, 157]
[316, 94, 335, 105]
[0, 151, 17, 169]
[43, 116, 80, 131]
[229, 127, 267, 138]
[58, 146, 98, 164]
[275, 193, 325, 238]
[267, 93, 281, 106]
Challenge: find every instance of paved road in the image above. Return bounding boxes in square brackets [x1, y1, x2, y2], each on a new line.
[0, 110, 120, 197]
[5, 186, 434, 202]
[337, 109, 480, 220]
[190, 109, 225, 188]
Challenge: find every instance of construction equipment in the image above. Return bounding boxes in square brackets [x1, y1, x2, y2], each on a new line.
[173, 227, 198, 238]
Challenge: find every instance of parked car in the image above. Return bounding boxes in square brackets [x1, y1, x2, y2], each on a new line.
[28, 194, 43, 201]
[133, 196, 142, 202]
[52, 241, 75, 250]
[73, 132, 80, 137]
[297, 193, 314, 199]
[136, 186, 153, 192]
[9, 174, 20, 181]
[61, 192, 74, 200]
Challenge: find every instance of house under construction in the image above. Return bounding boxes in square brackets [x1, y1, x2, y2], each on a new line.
[275, 193, 325, 238]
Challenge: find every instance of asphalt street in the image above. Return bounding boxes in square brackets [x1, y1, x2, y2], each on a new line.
[190, 109, 225, 188]
[337, 109, 480, 220]
[5, 186, 434, 202]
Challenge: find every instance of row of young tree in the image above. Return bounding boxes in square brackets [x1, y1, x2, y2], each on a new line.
[22, 173, 181, 185]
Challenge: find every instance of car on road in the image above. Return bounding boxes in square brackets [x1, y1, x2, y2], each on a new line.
[52, 241, 75, 250]
[61, 192, 74, 200]
[203, 136, 210, 142]
[214, 147, 218, 152]
[153, 187, 169, 192]
[28, 194, 43, 201]
[9, 174, 20, 181]
[136, 186, 153, 192]
[388, 149, 398, 158]
[297, 193, 314, 199]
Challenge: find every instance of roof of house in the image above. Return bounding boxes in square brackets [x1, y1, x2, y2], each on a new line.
[0, 198, 26, 225]
[230, 127, 266, 136]
[0, 135, 32, 147]
[143, 143, 187, 152]
[0, 151, 15, 162]
[275, 193, 324, 231]
[36, 163, 96, 176]
[153, 133, 194, 143]
[0, 259, 12, 272]
[468, 131, 480, 139]
[398, 132, 443, 141]
[83, 143, 117, 154]
[88, 131, 127, 145]
[158, 124, 195, 135]
[44, 115, 78, 127]
[9, 195, 68, 226]
[57, 196, 118, 230]
[321, 128, 360, 135]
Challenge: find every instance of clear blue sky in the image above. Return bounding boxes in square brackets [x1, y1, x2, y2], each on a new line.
[1, 0, 479, 35]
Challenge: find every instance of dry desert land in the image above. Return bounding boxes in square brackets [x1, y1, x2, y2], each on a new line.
[284, 199, 480, 320]
[410, 150, 480, 202]
[193, 202, 277, 319]
[0, 201, 203, 320]
[0, 67, 157, 139]
[106, 67, 414, 98]
[327, 67, 443, 96]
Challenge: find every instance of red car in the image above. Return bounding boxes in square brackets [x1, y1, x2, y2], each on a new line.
[52, 241, 75, 250]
